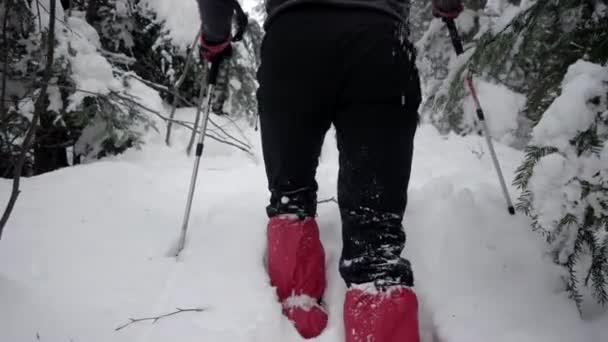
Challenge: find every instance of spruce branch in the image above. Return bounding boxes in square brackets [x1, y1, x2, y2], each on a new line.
[115, 308, 205, 332]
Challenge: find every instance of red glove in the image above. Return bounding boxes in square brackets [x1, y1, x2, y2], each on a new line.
[199, 36, 232, 63]
[432, 0, 464, 19]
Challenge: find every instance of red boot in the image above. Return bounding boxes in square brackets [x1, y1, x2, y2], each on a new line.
[267, 216, 328, 339]
[344, 285, 419, 342]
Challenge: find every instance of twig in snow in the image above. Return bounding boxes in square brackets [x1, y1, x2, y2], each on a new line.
[318, 197, 338, 205]
[115, 308, 205, 332]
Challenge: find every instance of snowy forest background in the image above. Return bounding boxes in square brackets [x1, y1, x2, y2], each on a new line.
[1, 0, 607, 341]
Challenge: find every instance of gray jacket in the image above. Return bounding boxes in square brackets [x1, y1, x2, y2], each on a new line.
[196, 0, 410, 42]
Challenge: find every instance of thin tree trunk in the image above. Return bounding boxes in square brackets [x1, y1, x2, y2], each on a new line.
[166, 30, 200, 146]
[0, 0, 11, 122]
[85, 0, 99, 24]
[0, 0, 57, 239]
[0, 1, 11, 177]
[34, 118, 69, 174]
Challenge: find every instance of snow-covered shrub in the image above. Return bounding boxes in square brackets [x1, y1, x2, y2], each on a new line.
[4, 1, 156, 172]
[514, 60, 608, 309]
[55, 11, 154, 161]
[92, 0, 261, 124]
[78, 0, 205, 103]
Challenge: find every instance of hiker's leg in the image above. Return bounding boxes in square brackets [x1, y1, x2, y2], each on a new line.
[256, 7, 342, 339]
[332, 14, 422, 342]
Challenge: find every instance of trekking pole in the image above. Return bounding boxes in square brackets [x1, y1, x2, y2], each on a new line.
[176, 61, 221, 257]
[443, 18, 515, 215]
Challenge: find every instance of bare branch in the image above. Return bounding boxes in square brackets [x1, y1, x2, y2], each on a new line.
[208, 116, 251, 151]
[221, 113, 253, 147]
[124, 74, 252, 151]
[48, 85, 252, 155]
[99, 49, 136, 66]
[0, 0, 57, 238]
[115, 308, 205, 332]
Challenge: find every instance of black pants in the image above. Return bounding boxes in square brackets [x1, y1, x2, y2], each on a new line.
[257, 7, 421, 288]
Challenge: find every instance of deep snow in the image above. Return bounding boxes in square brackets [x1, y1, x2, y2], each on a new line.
[2, 1, 607, 341]
[1, 112, 607, 341]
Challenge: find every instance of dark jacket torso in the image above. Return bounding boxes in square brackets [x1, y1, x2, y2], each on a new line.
[264, 0, 410, 27]
[196, 0, 410, 42]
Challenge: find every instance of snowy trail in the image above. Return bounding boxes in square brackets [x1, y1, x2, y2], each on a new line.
[1, 119, 606, 342]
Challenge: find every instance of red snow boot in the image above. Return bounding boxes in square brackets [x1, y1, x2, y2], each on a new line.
[344, 285, 419, 342]
[267, 216, 328, 339]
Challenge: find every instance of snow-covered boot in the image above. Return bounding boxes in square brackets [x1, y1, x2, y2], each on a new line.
[267, 216, 328, 339]
[344, 285, 419, 342]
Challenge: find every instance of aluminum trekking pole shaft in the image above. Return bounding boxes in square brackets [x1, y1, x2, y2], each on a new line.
[176, 62, 220, 257]
[443, 18, 515, 215]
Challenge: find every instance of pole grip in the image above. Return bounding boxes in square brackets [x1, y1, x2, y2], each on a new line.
[443, 18, 464, 56]
[207, 61, 220, 86]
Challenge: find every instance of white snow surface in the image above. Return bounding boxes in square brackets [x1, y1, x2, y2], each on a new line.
[1, 118, 607, 341]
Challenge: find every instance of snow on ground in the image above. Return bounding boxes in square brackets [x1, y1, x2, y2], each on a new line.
[1, 116, 607, 342]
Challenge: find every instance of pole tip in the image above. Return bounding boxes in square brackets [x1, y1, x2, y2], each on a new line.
[508, 206, 516, 215]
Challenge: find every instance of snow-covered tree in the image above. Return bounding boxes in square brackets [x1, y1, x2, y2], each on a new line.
[419, 0, 608, 148]
[0, 0, 157, 174]
[514, 60, 608, 311]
